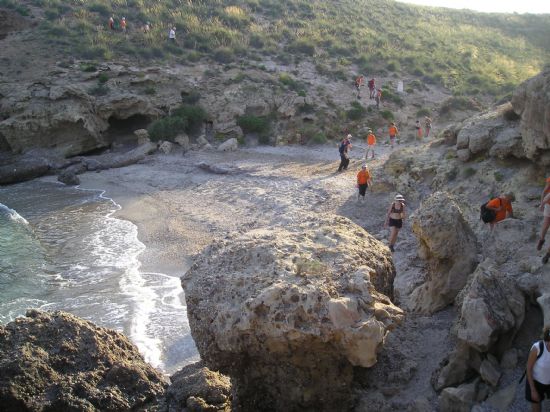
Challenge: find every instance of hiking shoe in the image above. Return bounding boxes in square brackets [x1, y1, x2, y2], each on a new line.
[537, 238, 545, 251]
[543, 253, 550, 264]
[389, 245, 395, 252]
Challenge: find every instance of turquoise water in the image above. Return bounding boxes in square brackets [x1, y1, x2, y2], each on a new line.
[0, 180, 198, 374]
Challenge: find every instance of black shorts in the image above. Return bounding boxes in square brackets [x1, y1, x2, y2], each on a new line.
[389, 218, 402, 229]
[358, 184, 368, 196]
[526, 379, 550, 403]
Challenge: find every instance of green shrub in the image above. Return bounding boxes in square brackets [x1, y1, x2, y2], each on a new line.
[180, 90, 201, 105]
[144, 86, 156, 95]
[213, 48, 235, 63]
[80, 63, 97, 72]
[148, 116, 188, 142]
[279, 73, 301, 91]
[439, 97, 483, 115]
[380, 110, 394, 121]
[88, 2, 110, 16]
[416, 108, 431, 117]
[88, 84, 109, 96]
[347, 101, 366, 121]
[311, 132, 327, 144]
[298, 103, 316, 114]
[172, 105, 207, 133]
[386, 60, 400, 72]
[494, 171, 503, 182]
[463, 167, 476, 178]
[97, 73, 109, 84]
[287, 39, 315, 56]
[237, 115, 270, 134]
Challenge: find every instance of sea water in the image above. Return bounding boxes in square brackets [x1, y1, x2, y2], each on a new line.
[0, 180, 198, 374]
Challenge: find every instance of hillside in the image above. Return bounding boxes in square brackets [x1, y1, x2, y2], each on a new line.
[1, 0, 550, 98]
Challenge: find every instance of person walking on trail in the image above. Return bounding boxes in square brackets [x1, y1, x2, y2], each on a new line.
[120, 17, 127, 33]
[356, 164, 372, 202]
[109, 16, 115, 30]
[388, 122, 398, 149]
[169, 27, 176, 42]
[365, 129, 376, 159]
[337, 134, 352, 172]
[375, 88, 382, 109]
[525, 328, 550, 412]
[355, 75, 364, 98]
[368, 78, 376, 99]
[537, 177, 550, 252]
[485, 192, 514, 231]
[385, 194, 406, 252]
[143, 22, 151, 33]
[424, 116, 432, 138]
[415, 120, 423, 139]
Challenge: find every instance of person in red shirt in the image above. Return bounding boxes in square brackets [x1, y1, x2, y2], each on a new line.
[356, 164, 372, 201]
[486, 193, 514, 230]
[368, 78, 375, 99]
[120, 17, 127, 33]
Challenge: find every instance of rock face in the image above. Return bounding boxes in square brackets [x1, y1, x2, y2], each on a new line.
[409, 192, 478, 313]
[0, 310, 167, 412]
[512, 68, 550, 161]
[182, 215, 403, 411]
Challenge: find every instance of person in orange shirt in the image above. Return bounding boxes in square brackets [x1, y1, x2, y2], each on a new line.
[486, 192, 514, 230]
[388, 122, 398, 149]
[375, 88, 382, 109]
[365, 129, 376, 159]
[356, 164, 372, 201]
[120, 17, 127, 33]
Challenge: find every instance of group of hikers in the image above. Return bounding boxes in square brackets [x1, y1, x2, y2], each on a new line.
[355, 76, 382, 107]
[107, 16, 177, 41]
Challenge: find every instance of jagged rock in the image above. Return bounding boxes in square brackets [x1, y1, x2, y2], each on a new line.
[442, 126, 459, 146]
[201, 143, 213, 151]
[537, 293, 550, 329]
[196, 135, 209, 147]
[455, 259, 525, 352]
[165, 361, 231, 412]
[434, 342, 480, 391]
[159, 141, 174, 154]
[134, 128, 150, 145]
[438, 379, 479, 412]
[217, 138, 238, 152]
[456, 129, 470, 149]
[214, 125, 243, 141]
[197, 162, 232, 175]
[479, 355, 501, 387]
[489, 126, 524, 159]
[483, 383, 517, 411]
[174, 133, 190, 152]
[456, 148, 471, 162]
[409, 192, 478, 313]
[57, 170, 80, 185]
[182, 215, 403, 411]
[0, 157, 50, 185]
[0, 310, 166, 411]
[512, 68, 550, 160]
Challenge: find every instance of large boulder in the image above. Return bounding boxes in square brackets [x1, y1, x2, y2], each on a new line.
[455, 259, 525, 352]
[512, 68, 550, 160]
[0, 310, 167, 411]
[182, 215, 403, 411]
[217, 138, 238, 152]
[409, 192, 478, 313]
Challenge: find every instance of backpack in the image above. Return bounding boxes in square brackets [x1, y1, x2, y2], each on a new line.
[480, 199, 500, 223]
[339, 142, 346, 154]
[519, 340, 544, 383]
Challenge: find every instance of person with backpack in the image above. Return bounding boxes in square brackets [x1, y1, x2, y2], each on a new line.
[120, 17, 127, 33]
[384, 194, 406, 252]
[415, 120, 423, 139]
[482, 193, 514, 230]
[424, 116, 432, 138]
[356, 164, 372, 202]
[108, 16, 115, 31]
[365, 129, 376, 159]
[368, 78, 376, 99]
[355, 75, 364, 98]
[525, 328, 550, 411]
[388, 122, 398, 149]
[337, 134, 352, 172]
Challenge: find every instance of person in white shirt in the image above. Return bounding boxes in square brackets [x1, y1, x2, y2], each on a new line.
[169, 27, 176, 42]
[526, 328, 550, 411]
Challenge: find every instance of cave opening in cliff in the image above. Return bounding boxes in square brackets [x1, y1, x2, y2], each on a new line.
[105, 114, 151, 144]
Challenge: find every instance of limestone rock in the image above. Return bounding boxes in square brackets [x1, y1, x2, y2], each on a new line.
[217, 138, 239, 152]
[434, 342, 480, 391]
[196, 135, 209, 147]
[57, 170, 80, 186]
[455, 259, 525, 352]
[456, 148, 471, 162]
[438, 379, 479, 412]
[479, 355, 501, 387]
[159, 141, 174, 154]
[489, 126, 524, 159]
[410, 192, 478, 313]
[182, 215, 403, 411]
[0, 310, 166, 411]
[165, 361, 231, 412]
[512, 68, 550, 160]
[214, 125, 243, 141]
[174, 133, 190, 152]
[134, 128, 150, 145]
[0, 157, 50, 185]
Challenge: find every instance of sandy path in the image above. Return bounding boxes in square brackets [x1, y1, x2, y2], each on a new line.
[78, 138, 453, 407]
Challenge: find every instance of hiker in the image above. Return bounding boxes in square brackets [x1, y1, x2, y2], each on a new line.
[355, 75, 364, 98]
[356, 164, 372, 202]
[168, 26, 176, 42]
[385, 194, 406, 252]
[388, 122, 398, 149]
[120, 17, 127, 33]
[485, 192, 514, 230]
[365, 129, 376, 159]
[337, 134, 352, 172]
[415, 120, 423, 139]
[375, 88, 382, 109]
[425, 116, 432, 137]
[536, 177, 550, 252]
[525, 328, 550, 412]
[368, 78, 376, 99]
[109, 16, 115, 30]
[143, 21, 151, 33]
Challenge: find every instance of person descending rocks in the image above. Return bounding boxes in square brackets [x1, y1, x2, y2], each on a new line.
[424, 116, 432, 137]
[337, 134, 352, 172]
[120, 17, 127, 33]
[108, 16, 115, 30]
[537, 176, 550, 253]
[385, 194, 406, 252]
[143, 21, 151, 33]
[484, 192, 514, 231]
[525, 328, 550, 412]
[415, 120, 423, 139]
[365, 129, 376, 159]
[388, 122, 398, 149]
[375, 88, 382, 109]
[356, 164, 372, 202]
[169, 26, 176, 42]
[368, 78, 376, 99]
[355, 75, 364, 98]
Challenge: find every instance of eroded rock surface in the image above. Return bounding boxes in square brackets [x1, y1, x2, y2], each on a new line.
[0, 310, 167, 412]
[182, 215, 403, 411]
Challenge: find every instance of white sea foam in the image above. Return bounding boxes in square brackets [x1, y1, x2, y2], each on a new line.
[0, 202, 29, 225]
